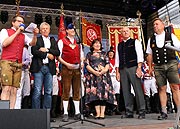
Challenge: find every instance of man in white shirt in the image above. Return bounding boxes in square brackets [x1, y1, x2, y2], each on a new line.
[0, 15, 38, 109]
[30, 22, 60, 110]
[58, 23, 84, 122]
[146, 18, 180, 120]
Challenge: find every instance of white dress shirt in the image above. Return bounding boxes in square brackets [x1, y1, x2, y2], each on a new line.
[42, 36, 51, 64]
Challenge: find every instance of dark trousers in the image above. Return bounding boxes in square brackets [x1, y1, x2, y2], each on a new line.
[120, 66, 145, 115]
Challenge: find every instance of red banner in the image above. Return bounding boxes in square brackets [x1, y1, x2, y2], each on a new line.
[82, 17, 102, 46]
[107, 26, 140, 51]
[58, 14, 66, 41]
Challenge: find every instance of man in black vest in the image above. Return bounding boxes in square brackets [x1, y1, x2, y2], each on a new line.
[146, 18, 180, 120]
[115, 26, 146, 119]
[30, 22, 60, 111]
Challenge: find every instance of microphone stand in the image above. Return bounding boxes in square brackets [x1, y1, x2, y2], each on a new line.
[58, 26, 105, 128]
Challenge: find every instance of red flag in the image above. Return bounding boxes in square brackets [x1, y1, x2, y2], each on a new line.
[58, 14, 66, 41]
[82, 17, 102, 46]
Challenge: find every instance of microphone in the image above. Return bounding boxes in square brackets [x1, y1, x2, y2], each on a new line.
[19, 23, 26, 31]
[165, 42, 180, 52]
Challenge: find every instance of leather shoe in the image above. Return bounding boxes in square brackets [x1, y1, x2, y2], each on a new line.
[50, 118, 56, 122]
[62, 114, 69, 122]
[74, 113, 81, 120]
[115, 110, 122, 115]
[99, 116, 105, 119]
[138, 113, 145, 119]
[158, 112, 168, 120]
[121, 114, 134, 119]
[94, 116, 100, 119]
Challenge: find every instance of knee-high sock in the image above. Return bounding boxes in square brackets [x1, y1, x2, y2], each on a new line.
[63, 101, 68, 114]
[73, 101, 80, 114]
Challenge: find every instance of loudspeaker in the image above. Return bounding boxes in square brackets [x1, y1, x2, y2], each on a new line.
[0, 109, 50, 129]
[0, 100, 10, 109]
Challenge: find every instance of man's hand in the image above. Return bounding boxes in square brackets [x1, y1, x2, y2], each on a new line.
[19, 26, 25, 31]
[65, 63, 78, 69]
[33, 28, 39, 35]
[136, 67, 142, 78]
[116, 72, 120, 82]
[47, 53, 54, 60]
[94, 71, 101, 77]
[16, 27, 23, 35]
[98, 64, 105, 71]
[39, 47, 48, 52]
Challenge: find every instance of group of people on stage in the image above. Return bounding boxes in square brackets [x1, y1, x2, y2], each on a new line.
[0, 15, 180, 124]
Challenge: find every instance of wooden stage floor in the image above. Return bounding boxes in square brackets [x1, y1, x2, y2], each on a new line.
[51, 113, 179, 129]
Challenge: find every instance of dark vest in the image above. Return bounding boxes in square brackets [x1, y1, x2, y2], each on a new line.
[118, 38, 137, 69]
[150, 32, 176, 65]
[30, 36, 59, 75]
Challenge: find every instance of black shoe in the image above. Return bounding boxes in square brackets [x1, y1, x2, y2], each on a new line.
[167, 109, 173, 114]
[74, 113, 81, 120]
[99, 116, 105, 119]
[62, 114, 69, 122]
[94, 116, 100, 119]
[158, 112, 168, 120]
[115, 110, 122, 115]
[50, 118, 56, 122]
[138, 113, 145, 119]
[145, 110, 151, 114]
[105, 109, 113, 116]
[121, 114, 134, 119]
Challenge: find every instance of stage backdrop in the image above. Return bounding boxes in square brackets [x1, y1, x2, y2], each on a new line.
[107, 26, 141, 51]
